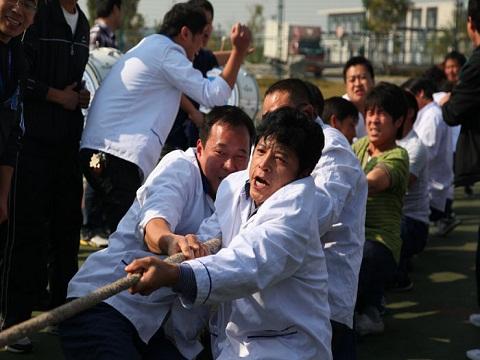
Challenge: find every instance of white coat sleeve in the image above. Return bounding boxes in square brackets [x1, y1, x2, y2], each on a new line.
[136, 155, 194, 235]
[161, 47, 231, 108]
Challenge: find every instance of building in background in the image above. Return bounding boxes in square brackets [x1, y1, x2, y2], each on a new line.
[324, 0, 466, 66]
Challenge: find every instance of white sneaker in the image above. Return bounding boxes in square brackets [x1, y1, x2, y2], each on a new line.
[466, 349, 480, 360]
[89, 235, 109, 248]
[470, 313, 480, 327]
[355, 308, 385, 336]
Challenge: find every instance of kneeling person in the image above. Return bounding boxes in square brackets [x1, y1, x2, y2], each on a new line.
[60, 106, 254, 360]
[127, 108, 333, 360]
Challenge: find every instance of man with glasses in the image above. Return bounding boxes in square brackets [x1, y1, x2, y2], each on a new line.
[0, 0, 36, 352]
[0, 0, 90, 353]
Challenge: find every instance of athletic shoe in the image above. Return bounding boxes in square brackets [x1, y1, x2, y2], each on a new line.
[5, 336, 33, 353]
[433, 217, 462, 237]
[89, 235, 109, 248]
[470, 313, 480, 327]
[467, 349, 480, 360]
[355, 307, 384, 336]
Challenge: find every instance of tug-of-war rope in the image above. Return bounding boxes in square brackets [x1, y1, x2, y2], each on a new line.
[0, 238, 222, 348]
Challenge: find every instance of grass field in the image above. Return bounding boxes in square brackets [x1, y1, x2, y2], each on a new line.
[1, 185, 478, 360]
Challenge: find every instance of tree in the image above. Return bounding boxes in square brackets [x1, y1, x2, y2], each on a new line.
[363, 0, 411, 34]
[246, 4, 265, 63]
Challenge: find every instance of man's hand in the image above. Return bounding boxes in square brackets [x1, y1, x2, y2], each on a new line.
[144, 218, 209, 259]
[60, 82, 80, 110]
[125, 256, 180, 295]
[166, 234, 210, 259]
[78, 88, 91, 109]
[230, 23, 252, 56]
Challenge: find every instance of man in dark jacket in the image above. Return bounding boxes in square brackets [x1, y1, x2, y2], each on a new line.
[0, 0, 36, 352]
[0, 0, 36, 223]
[0, 0, 90, 353]
[441, 1, 480, 358]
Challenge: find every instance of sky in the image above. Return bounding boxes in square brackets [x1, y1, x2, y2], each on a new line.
[78, 0, 362, 30]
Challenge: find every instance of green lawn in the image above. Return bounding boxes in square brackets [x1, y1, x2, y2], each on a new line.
[1, 185, 479, 360]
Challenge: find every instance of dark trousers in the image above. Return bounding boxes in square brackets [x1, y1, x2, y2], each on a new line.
[59, 302, 186, 360]
[0, 144, 82, 327]
[477, 226, 480, 307]
[80, 149, 142, 233]
[331, 320, 356, 360]
[397, 216, 429, 281]
[356, 240, 397, 312]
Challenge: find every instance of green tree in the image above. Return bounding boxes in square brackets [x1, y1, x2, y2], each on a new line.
[87, 0, 96, 25]
[363, 0, 411, 34]
[246, 4, 265, 63]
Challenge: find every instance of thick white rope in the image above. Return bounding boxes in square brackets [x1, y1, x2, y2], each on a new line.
[0, 238, 221, 348]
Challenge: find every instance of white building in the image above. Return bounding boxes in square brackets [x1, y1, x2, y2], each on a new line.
[324, 0, 459, 65]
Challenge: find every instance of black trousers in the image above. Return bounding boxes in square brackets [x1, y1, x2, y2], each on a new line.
[80, 149, 142, 234]
[0, 143, 82, 328]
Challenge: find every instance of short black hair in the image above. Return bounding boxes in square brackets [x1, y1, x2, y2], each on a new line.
[264, 78, 312, 110]
[199, 106, 255, 147]
[469, 0, 480, 32]
[365, 82, 407, 139]
[322, 97, 359, 125]
[304, 81, 325, 117]
[158, 3, 207, 38]
[343, 56, 375, 82]
[444, 50, 467, 67]
[187, 0, 214, 17]
[422, 65, 447, 90]
[95, 0, 121, 18]
[257, 107, 324, 176]
[403, 90, 419, 124]
[404, 78, 437, 100]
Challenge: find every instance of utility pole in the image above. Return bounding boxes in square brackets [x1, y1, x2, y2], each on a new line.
[276, 0, 284, 78]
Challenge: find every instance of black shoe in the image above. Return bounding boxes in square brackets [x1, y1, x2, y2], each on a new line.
[5, 337, 33, 353]
[391, 278, 414, 292]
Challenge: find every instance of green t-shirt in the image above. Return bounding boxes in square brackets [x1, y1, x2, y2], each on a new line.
[353, 137, 409, 262]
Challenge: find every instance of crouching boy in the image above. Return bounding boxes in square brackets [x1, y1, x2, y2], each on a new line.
[126, 107, 333, 360]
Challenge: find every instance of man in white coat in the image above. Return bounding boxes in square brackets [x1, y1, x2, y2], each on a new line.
[60, 106, 255, 360]
[127, 108, 333, 360]
[80, 2, 252, 233]
[262, 79, 367, 359]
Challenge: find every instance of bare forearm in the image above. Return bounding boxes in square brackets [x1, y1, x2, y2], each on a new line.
[0, 166, 13, 200]
[144, 218, 174, 254]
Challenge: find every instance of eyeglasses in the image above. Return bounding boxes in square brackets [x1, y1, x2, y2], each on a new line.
[8, 0, 37, 13]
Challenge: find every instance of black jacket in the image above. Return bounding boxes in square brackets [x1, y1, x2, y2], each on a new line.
[442, 46, 480, 186]
[0, 37, 25, 167]
[22, 0, 90, 149]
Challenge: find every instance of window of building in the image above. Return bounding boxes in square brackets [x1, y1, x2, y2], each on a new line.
[426, 7, 437, 29]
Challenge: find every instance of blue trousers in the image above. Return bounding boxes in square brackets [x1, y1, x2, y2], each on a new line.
[59, 301, 186, 360]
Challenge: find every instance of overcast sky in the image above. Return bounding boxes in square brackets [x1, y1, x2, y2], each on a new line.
[78, 0, 362, 30]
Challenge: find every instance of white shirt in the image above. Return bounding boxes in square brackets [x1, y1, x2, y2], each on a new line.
[62, 6, 78, 35]
[313, 118, 367, 328]
[81, 34, 232, 178]
[413, 101, 453, 212]
[397, 130, 430, 223]
[184, 170, 332, 360]
[343, 93, 366, 140]
[67, 148, 214, 359]
[433, 92, 461, 151]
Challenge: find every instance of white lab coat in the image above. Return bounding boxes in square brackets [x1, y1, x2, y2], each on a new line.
[68, 148, 214, 359]
[182, 170, 332, 360]
[313, 118, 367, 328]
[414, 101, 453, 212]
[81, 34, 232, 178]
